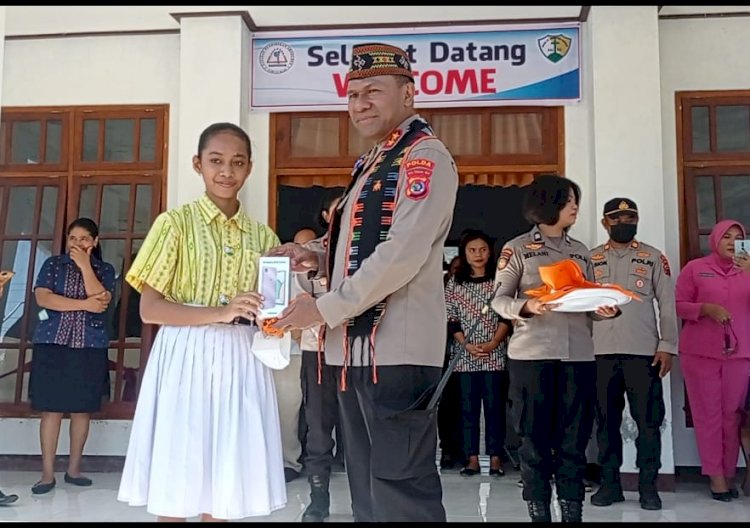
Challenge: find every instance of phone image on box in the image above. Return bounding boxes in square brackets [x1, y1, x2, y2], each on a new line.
[735, 239, 750, 256]
[275, 270, 287, 306]
[261, 266, 277, 310]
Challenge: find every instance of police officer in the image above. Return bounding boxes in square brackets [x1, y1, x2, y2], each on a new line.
[589, 198, 678, 511]
[270, 42, 458, 522]
[492, 174, 619, 523]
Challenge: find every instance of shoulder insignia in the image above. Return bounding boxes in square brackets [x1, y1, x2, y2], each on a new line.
[661, 254, 671, 277]
[497, 247, 513, 270]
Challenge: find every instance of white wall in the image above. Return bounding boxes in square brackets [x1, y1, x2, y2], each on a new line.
[659, 16, 750, 468]
[2, 33, 185, 208]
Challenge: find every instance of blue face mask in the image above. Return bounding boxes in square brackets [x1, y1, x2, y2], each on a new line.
[610, 223, 637, 243]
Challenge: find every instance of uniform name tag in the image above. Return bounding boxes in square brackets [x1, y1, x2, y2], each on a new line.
[38, 309, 49, 321]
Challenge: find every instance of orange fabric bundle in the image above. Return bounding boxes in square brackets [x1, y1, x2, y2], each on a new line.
[524, 259, 641, 303]
[260, 317, 285, 338]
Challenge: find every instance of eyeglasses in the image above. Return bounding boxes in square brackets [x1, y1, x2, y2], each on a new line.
[723, 321, 738, 356]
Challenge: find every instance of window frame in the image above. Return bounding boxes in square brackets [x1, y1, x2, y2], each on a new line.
[0, 104, 169, 419]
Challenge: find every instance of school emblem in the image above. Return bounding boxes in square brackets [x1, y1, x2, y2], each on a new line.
[537, 34, 572, 64]
[259, 41, 295, 74]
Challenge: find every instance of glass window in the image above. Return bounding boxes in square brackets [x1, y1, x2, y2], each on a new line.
[691, 106, 710, 153]
[11, 121, 41, 164]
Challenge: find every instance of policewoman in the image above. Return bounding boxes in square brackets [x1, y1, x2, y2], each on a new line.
[492, 174, 618, 523]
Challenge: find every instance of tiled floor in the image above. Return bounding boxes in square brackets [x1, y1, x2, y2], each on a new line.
[2, 463, 750, 522]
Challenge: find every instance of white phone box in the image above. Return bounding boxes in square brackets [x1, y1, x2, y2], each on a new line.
[257, 256, 291, 320]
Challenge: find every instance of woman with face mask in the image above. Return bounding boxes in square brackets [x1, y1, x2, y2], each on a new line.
[30, 218, 115, 495]
[676, 219, 750, 501]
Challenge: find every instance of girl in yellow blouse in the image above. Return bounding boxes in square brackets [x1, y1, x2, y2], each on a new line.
[117, 123, 286, 521]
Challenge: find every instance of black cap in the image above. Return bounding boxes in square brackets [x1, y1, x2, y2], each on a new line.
[603, 197, 638, 217]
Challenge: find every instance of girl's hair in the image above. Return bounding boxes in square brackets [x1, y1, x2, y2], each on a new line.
[67, 217, 102, 261]
[523, 174, 581, 226]
[454, 229, 495, 284]
[197, 122, 253, 159]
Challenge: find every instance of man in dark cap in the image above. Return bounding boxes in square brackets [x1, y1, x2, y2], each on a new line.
[270, 42, 458, 522]
[589, 197, 678, 511]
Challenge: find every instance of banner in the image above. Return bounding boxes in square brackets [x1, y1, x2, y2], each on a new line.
[251, 24, 580, 111]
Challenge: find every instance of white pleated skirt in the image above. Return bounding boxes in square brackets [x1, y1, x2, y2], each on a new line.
[117, 324, 287, 519]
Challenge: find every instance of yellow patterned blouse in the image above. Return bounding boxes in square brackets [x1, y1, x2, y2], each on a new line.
[126, 194, 280, 307]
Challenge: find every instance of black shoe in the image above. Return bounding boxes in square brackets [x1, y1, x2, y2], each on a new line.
[460, 466, 480, 476]
[711, 490, 733, 502]
[729, 487, 739, 499]
[489, 467, 505, 477]
[302, 475, 330, 523]
[559, 499, 583, 522]
[64, 473, 92, 487]
[440, 454, 457, 470]
[527, 500, 552, 523]
[639, 489, 662, 510]
[0, 490, 19, 506]
[284, 467, 301, 483]
[591, 483, 625, 506]
[31, 479, 56, 495]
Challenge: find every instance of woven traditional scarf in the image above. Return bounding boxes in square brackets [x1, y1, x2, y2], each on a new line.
[325, 118, 434, 387]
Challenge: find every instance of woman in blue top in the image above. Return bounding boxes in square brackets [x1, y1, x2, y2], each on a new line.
[29, 217, 115, 495]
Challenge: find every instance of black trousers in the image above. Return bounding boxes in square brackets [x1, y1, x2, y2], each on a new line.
[437, 355, 463, 461]
[508, 358, 596, 502]
[458, 370, 509, 458]
[300, 350, 340, 479]
[595, 354, 665, 472]
[337, 365, 446, 522]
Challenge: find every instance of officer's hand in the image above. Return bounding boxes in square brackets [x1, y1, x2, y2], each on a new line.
[522, 298, 561, 316]
[700, 303, 732, 324]
[264, 243, 319, 273]
[594, 305, 619, 318]
[652, 351, 673, 378]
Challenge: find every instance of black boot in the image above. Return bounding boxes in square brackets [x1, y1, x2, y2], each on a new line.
[559, 499, 583, 522]
[526, 500, 551, 523]
[302, 475, 330, 523]
[638, 469, 662, 511]
[591, 467, 625, 507]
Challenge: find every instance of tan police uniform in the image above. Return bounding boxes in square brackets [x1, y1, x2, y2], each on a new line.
[590, 236, 677, 491]
[316, 114, 458, 369]
[492, 225, 597, 362]
[490, 224, 598, 505]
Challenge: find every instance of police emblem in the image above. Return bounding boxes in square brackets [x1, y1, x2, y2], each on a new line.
[635, 278, 645, 289]
[405, 176, 430, 200]
[537, 34, 572, 64]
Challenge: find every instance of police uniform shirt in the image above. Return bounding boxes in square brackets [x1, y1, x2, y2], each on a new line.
[315, 114, 459, 368]
[491, 225, 596, 362]
[590, 240, 678, 356]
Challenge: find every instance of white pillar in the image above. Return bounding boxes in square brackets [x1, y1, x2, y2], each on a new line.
[588, 6, 675, 482]
[175, 14, 252, 208]
[0, 6, 6, 109]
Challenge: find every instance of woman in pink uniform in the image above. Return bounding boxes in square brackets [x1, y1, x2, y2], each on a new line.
[676, 219, 750, 501]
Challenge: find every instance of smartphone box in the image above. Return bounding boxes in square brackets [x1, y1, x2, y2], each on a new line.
[257, 256, 291, 320]
[735, 239, 750, 256]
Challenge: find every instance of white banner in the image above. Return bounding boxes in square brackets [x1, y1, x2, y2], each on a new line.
[251, 23, 580, 111]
